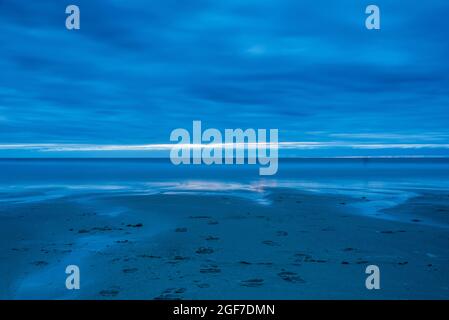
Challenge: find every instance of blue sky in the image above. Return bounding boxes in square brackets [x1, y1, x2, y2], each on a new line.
[0, 0, 448, 157]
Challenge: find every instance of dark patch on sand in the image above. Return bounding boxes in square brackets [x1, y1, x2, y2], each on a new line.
[92, 226, 113, 231]
[167, 256, 190, 264]
[200, 264, 221, 274]
[155, 288, 186, 300]
[122, 268, 138, 273]
[196, 247, 214, 254]
[240, 279, 264, 287]
[262, 240, 280, 246]
[99, 289, 120, 297]
[294, 253, 327, 264]
[116, 240, 129, 244]
[380, 230, 406, 234]
[126, 223, 143, 228]
[137, 254, 161, 259]
[278, 271, 305, 283]
[189, 216, 211, 219]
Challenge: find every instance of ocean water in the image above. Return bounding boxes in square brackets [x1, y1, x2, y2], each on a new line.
[2, 158, 449, 186]
[2, 158, 449, 221]
[0, 158, 448, 193]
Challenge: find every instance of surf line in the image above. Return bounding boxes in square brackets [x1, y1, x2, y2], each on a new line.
[169, 120, 278, 175]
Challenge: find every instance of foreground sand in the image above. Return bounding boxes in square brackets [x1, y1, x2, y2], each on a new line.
[1, 188, 448, 299]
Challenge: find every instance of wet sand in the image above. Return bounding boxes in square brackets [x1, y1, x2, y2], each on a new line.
[1, 188, 449, 299]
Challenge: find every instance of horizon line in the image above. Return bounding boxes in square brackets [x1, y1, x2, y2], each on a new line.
[1, 156, 449, 160]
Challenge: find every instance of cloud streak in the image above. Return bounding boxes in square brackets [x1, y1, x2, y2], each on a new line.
[1, 142, 449, 152]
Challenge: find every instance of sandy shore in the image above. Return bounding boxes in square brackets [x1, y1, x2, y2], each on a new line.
[1, 187, 448, 299]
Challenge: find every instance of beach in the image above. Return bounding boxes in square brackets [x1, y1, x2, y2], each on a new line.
[2, 0, 449, 305]
[1, 161, 449, 299]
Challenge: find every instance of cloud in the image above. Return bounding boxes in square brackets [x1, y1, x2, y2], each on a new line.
[1, 142, 449, 153]
[0, 0, 448, 157]
[324, 132, 449, 142]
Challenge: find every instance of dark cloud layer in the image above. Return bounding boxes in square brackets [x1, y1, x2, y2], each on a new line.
[0, 0, 448, 156]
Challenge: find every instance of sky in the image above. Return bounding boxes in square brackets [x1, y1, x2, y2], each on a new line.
[0, 0, 448, 157]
